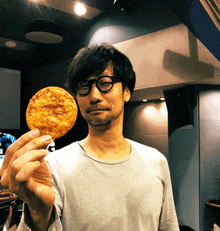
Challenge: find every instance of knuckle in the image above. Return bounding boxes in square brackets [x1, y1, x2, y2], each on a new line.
[25, 138, 41, 150]
[38, 149, 47, 156]
[30, 138, 39, 146]
[10, 161, 20, 175]
[5, 144, 14, 155]
[0, 176, 9, 189]
[13, 151, 20, 160]
[15, 174, 27, 183]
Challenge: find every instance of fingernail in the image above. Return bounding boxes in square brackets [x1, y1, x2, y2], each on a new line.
[30, 129, 39, 138]
[42, 135, 52, 142]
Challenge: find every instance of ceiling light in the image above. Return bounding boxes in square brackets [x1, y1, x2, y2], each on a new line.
[25, 19, 63, 44]
[113, 0, 138, 12]
[160, 97, 165, 101]
[74, 2, 87, 16]
[143, 99, 148, 102]
[5, 41, 16, 47]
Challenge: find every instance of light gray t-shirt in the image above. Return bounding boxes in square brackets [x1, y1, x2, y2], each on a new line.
[18, 139, 179, 231]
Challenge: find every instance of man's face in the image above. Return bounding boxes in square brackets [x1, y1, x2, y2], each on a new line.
[76, 63, 130, 128]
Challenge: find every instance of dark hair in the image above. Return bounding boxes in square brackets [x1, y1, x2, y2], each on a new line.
[66, 43, 136, 95]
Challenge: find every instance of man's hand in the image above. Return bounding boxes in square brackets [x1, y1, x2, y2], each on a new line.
[0, 130, 55, 230]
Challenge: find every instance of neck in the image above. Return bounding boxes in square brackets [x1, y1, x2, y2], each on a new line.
[81, 119, 130, 161]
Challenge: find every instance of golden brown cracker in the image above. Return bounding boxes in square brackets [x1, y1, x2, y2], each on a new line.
[26, 86, 77, 139]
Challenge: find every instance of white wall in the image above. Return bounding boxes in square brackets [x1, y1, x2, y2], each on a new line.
[199, 87, 220, 230]
[124, 100, 168, 158]
[114, 24, 220, 100]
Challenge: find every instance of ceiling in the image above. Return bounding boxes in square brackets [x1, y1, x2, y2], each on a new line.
[0, 0, 118, 69]
[0, 0, 219, 71]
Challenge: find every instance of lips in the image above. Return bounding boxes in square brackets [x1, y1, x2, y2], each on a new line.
[86, 107, 110, 113]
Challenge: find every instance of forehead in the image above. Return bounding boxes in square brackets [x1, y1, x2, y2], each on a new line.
[86, 63, 113, 81]
[102, 63, 113, 75]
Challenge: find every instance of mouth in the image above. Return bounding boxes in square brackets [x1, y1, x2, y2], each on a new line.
[86, 108, 110, 113]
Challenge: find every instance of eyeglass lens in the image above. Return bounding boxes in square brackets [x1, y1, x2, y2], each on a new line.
[76, 76, 114, 95]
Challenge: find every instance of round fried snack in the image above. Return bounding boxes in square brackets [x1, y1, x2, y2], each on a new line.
[26, 86, 78, 139]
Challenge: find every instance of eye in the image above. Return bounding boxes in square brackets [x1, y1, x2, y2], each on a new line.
[77, 82, 89, 93]
[99, 77, 112, 85]
[100, 81, 111, 86]
[98, 78, 112, 90]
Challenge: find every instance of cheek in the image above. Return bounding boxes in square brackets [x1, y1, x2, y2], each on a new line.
[76, 98, 86, 113]
[107, 96, 123, 109]
[79, 103, 86, 112]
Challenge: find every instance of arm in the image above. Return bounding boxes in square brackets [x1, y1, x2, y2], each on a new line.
[0, 130, 55, 231]
[18, 203, 62, 231]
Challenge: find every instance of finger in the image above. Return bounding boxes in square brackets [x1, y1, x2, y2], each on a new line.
[10, 149, 48, 177]
[1, 130, 40, 171]
[10, 175, 39, 203]
[1, 149, 48, 189]
[15, 161, 41, 183]
[9, 135, 52, 165]
[6, 162, 40, 197]
[7, 130, 40, 154]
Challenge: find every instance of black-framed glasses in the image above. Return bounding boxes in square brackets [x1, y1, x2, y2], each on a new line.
[75, 75, 121, 96]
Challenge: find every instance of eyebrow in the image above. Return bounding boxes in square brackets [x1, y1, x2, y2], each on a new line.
[85, 75, 113, 81]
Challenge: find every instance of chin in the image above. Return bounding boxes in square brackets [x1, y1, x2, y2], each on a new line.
[88, 119, 111, 127]
[84, 115, 111, 127]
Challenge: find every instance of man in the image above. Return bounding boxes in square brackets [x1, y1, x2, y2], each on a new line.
[0, 43, 179, 230]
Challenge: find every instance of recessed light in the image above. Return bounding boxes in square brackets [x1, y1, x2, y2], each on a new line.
[143, 99, 148, 102]
[74, 2, 87, 16]
[160, 97, 165, 101]
[29, 0, 40, 3]
[5, 41, 16, 47]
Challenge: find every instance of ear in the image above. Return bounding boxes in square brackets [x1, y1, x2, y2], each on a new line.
[124, 87, 131, 103]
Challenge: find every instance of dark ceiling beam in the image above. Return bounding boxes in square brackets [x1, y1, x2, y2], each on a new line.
[163, 0, 220, 61]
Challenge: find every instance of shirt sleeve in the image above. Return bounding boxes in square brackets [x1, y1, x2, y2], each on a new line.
[158, 156, 180, 231]
[17, 203, 63, 231]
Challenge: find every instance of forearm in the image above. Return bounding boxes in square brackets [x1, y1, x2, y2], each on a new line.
[24, 190, 55, 231]
[29, 205, 53, 231]
[18, 203, 57, 231]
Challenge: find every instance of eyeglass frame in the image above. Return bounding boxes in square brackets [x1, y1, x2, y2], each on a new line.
[75, 75, 122, 96]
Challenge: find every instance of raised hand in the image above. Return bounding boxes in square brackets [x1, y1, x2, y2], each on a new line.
[0, 130, 55, 230]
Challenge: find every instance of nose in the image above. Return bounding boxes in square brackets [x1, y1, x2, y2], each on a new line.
[89, 84, 103, 104]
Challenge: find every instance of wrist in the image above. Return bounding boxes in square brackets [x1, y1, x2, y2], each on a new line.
[28, 203, 54, 231]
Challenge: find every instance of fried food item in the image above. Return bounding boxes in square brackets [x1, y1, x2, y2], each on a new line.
[26, 86, 77, 139]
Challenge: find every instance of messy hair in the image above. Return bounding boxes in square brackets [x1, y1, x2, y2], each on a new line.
[66, 43, 136, 95]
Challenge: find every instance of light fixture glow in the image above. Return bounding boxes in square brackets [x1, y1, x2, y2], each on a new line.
[144, 106, 156, 115]
[143, 99, 148, 102]
[29, 0, 41, 3]
[5, 41, 16, 47]
[25, 19, 63, 44]
[74, 3, 87, 16]
[160, 97, 165, 101]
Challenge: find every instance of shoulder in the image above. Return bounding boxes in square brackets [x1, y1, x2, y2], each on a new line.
[127, 139, 169, 174]
[128, 139, 171, 180]
[128, 139, 167, 161]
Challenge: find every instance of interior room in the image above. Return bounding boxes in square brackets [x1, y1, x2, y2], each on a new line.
[0, 0, 219, 230]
